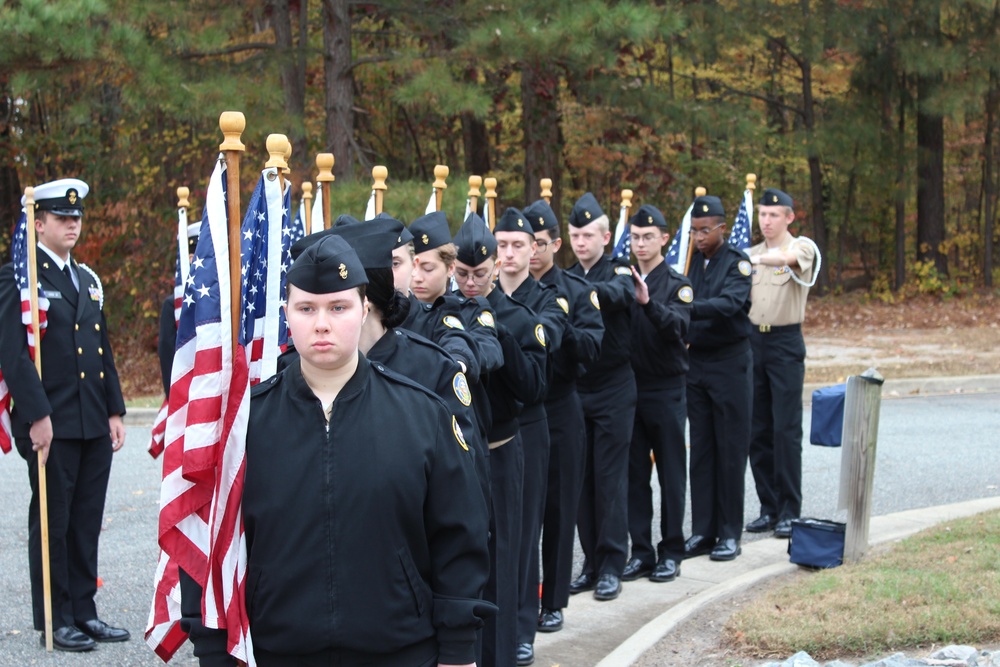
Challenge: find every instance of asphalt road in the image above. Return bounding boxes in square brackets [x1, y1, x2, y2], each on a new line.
[0, 391, 997, 666]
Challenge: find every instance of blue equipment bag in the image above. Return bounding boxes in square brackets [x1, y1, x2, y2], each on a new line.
[788, 518, 846, 568]
[810, 384, 846, 447]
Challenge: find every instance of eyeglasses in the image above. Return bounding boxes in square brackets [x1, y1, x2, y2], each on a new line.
[454, 263, 497, 286]
[690, 224, 724, 238]
[534, 240, 552, 251]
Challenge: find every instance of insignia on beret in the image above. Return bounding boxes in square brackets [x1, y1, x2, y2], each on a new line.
[517, 219, 524, 227]
[770, 194, 778, 204]
[535, 324, 546, 347]
[538, 217, 545, 226]
[443, 315, 465, 330]
[421, 234, 429, 246]
[477, 311, 495, 328]
[481, 246, 487, 256]
[615, 266, 632, 277]
[584, 211, 591, 219]
[590, 290, 601, 310]
[648, 216, 653, 224]
[738, 260, 752, 276]
[453, 372, 472, 407]
[453, 416, 469, 451]
[68, 189, 78, 205]
[556, 297, 569, 314]
[397, 236, 402, 243]
[338, 263, 348, 280]
[678, 286, 693, 303]
[702, 205, 709, 213]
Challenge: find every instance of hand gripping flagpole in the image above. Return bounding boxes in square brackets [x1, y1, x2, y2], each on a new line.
[684, 186, 707, 275]
[433, 165, 449, 212]
[24, 187, 54, 651]
[484, 178, 498, 231]
[467, 176, 482, 217]
[540, 178, 553, 204]
[316, 153, 335, 230]
[219, 112, 246, 352]
[373, 166, 388, 216]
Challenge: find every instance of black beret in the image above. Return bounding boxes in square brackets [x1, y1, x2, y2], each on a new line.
[453, 213, 497, 267]
[286, 234, 368, 294]
[494, 207, 534, 236]
[692, 195, 725, 219]
[523, 200, 559, 234]
[371, 212, 412, 249]
[331, 219, 398, 270]
[409, 211, 452, 253]
[332, 214, 363, 228]
[761, 188, 794, 207]
[629, 204, 667, 229]
[569, 192, 606, 228]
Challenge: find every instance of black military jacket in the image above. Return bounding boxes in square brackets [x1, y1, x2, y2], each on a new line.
[536, 265, 604, 397]
[567, 254, 635, 388]
[687, 244, 752, 352]
[630, 261, 692, 385]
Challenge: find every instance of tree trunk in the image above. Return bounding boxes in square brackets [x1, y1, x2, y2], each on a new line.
[0, 86, 22, 258]
[916, 74, 946, 275]
[895, 88, 907, 290]
[984, 68, 997, 287]
[521, 62, 562, 216]
[272, 0, 308, 178]
[462, 113, 491, 181]
[323, 0, 354, 181]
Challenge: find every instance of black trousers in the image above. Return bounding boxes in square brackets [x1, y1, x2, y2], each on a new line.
[16, 435, 112, 630]
[483, 433, 523, 667]
[253, 637, 438, 667]
[180, 569, 237, 667]
[686, 343, 753, 542]
[540, 390, 586, 611]
[516, 416, 550, 646]
[749, 330, 806, 521]
[576, 372, 637, 578]
[627, 381, 687, 564]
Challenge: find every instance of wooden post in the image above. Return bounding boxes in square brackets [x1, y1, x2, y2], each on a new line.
[373, 166, 388, 215]
[433, 165, 449, 212]
[283, 140, 292, 175]
[484, 177, 497, 231]
[316, 153, 335, 230]
[839, 367, 885, 563]
[219, 111, 245, 351]
[540, 178, 553, 204]
[24, 187, 54, 652]
[468, 176, 482, 215]
[302, 182, 313, 218]
[684, 186, 707, 275]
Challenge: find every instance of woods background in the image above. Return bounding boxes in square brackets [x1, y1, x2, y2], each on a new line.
[1, 0, 998, 395]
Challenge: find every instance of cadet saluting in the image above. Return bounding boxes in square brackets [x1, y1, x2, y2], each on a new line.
[0, 178, 129, 651]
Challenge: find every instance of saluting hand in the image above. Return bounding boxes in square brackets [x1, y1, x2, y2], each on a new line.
[29, 415, 54, 466]
[109, 414, 126, 452]
[631, 266, 650, 305]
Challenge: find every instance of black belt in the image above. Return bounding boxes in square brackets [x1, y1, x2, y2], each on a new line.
[753, 323, 801, 334]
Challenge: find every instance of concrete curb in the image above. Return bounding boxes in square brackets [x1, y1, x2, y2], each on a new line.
[600, 495, 1000, 667]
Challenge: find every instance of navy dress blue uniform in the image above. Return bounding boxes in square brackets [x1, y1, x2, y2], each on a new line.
[0, 183, 126, 640]
[685, 196, 753, 559]
[625, 205, 692, 576]
[566, 194, 636, 590]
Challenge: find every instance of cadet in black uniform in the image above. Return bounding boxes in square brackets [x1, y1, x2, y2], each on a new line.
[525, 199, 604, 635]
[623, 205, 692, 584]
[492, 207, 567, 667]
[566, 193, 636, 602]
[683, 195, 753, 562]
[453, 213, 547, 667]
[0, 179, 129, 651]
[245, 235, 493, 666]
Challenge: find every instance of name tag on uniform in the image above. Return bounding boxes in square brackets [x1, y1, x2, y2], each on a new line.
[43, 290, 63, 300]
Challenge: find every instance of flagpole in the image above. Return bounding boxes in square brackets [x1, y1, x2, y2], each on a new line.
[484, 178, 497, 231]
[684, 186, 707, 275]
[432, 165, 449, 212]
[23, 187, 54, 652]
[540, 178, 553, 204]
[302, 181, 313, 223]
[373, 166, 388, 215]
[219, 112, 246, 352]
[745, 172, 757, 240]
[316, 153, 335, 230]
[265, 134, 288, 191]
[468, 176, 482, 214]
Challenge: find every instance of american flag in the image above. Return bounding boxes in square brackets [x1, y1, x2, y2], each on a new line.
[0, 210, 50, 455]
[310, 182, 324, 234]
[146, 155, 253, 665]
[612, 201, 631, 260]
[291, 188, 307, 246]
[665, 203, 694, 273]
[364, 187, 377, 221]
[729, 188, 753, 255]
[425, 187, 437, 215]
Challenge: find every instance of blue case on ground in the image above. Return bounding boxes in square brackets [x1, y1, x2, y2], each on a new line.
[810, 384, 846, 447]
[787, 518, 846, 568]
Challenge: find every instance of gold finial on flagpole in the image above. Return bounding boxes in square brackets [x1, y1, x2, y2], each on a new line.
[265, 134, 288, 188]
[177, 187, 190, 210]
[433, 165, 449, 212]
[484, 177, 498, 231]
[695, 186, 707, 197]
[218, 111, 246, 351]
[540, 178, 553, 204]
[621, 189, 633, 211]
[746, 173, 757, 191]
[373, 165, 388, 215]
[316, 153, 335, 230]
[468, 175, 482, 214]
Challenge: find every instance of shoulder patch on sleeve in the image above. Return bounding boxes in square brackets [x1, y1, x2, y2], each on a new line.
[476, 311, 495, 328]
[589, 290, 601, 311]
[615, 265, 632, 277]
[442, 315, 465, 330]
[452, 415, 469, 451]
[534, 324, 547, 347]
[678, 285, 694, 303]
[453, 372, 473, 407]
[738, 260, 752, 277]
[556, 296, 570, 314]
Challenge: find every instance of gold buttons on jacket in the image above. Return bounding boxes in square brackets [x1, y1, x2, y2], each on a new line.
[98, 347, 103, 355]
[80, 372, 86, 379]
[95, 323, 100, 331]
[75, 324, 79, 331]
[78, 348, 83, 355]
[100, 372, 105, 379]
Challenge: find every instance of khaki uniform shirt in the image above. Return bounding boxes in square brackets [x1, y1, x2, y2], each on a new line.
[748, 235, 816, 326]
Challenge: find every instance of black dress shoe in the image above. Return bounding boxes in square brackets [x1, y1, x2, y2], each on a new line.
[649, 558, 680, 582]
[593, 573, 622, 601]
[683, 534, 715, 559]
[568, 571, 596, 595]
[773, 518, 794, 538]
[745, 514, 778, 533]
[516, 642, 535, 666]
[621, 556, 654, 581]
[710, 538, 742, 561]
[44, 626, 96, 652]
[537, 607, 563, 633]
[78, 618, 131, 643]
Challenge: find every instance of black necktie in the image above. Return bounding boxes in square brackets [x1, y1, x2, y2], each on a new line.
[63, 265, 78, 293]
